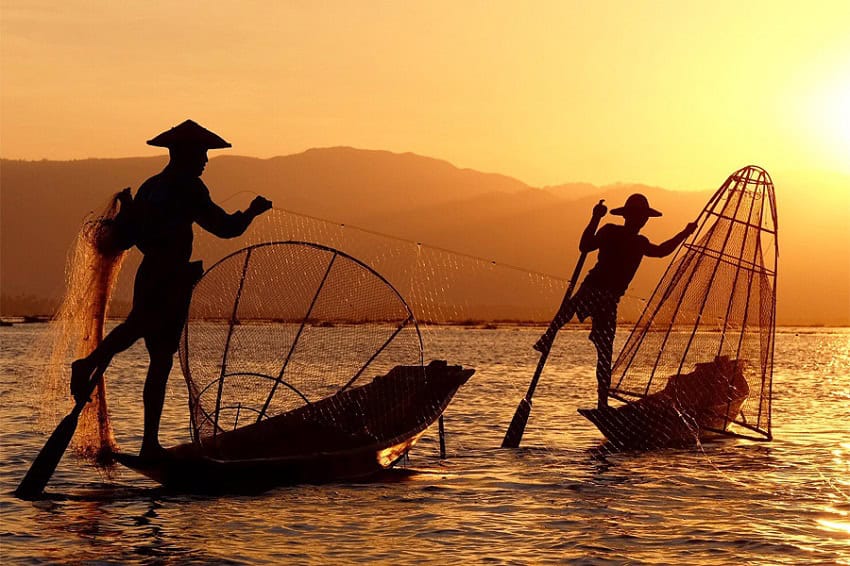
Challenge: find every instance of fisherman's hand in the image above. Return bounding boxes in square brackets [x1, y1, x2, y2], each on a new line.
[117, 187, 133, 206]
[592, 200, 608, 219]
[247, 196, 273, 217]
[683, 221, 698, 236]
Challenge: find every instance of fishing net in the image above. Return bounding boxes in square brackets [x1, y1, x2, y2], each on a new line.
[178, 241, 434, 450]
[195, 208, 647, 322]
[41, 191, 132, 461]
[606, 165, 777, 446]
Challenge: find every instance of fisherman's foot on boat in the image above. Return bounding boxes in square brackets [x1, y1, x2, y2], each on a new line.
[597, 393, 608, 411]
[533, 334, 552, 353]
[138, 443, 169, 461]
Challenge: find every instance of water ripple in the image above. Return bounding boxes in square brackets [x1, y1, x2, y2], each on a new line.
[1, 327, 848, 564]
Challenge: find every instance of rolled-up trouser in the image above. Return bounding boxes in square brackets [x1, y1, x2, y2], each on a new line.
[574, 286, 618, 405]
[543, 283, 618, 405]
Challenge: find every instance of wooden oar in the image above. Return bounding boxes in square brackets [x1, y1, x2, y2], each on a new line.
[15, 367, 105, 499]
[501, 204, 600, 448]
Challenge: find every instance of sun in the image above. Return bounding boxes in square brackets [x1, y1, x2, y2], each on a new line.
[804, 74, 850, 171]
[819, 78, 850, 145]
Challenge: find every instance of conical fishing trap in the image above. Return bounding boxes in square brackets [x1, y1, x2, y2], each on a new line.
[608, 165, 777, 443]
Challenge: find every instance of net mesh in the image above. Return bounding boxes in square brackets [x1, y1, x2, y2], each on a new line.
[610, 165, 777, 441]
[41, 192, 130, 461]
[178, 241, 428, 448]
[183, 201, 649, 329]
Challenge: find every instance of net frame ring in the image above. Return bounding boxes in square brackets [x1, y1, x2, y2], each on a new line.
[177, 240, 425, 441]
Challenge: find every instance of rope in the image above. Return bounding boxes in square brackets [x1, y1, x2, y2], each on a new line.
[218, 190, 649, 304]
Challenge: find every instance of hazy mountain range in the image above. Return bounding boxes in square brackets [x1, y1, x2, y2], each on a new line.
[2, 147, 847, 325]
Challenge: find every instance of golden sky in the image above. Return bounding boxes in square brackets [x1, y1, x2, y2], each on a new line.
[1, 1, 849, 189]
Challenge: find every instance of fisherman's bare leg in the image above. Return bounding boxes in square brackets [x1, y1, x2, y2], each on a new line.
[595, 341, 613, 410]
[534, 302, 576, 353]
[70, 318, 143, 402]
[140, 343, 173, 458]
[590, 313, 616, 410]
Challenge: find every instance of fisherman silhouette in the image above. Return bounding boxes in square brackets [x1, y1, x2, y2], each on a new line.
[534, 194, 696, 409]
[69, 120, 273, 458]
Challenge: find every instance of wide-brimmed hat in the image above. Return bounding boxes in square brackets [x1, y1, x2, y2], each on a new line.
[147, 119, 231, 149]
[610, 193, 662, 218]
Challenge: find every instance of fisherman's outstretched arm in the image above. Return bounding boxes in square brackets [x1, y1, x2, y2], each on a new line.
[196, 189, 272, 238]
[578, 201, 608, 252]
[645, 222, 698, 257]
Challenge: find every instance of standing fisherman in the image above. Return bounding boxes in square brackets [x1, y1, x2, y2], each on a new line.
[534, 194, 696, 409]
[70, 120, 273, 458]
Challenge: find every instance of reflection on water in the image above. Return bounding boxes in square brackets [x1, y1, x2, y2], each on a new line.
[1, 326, 848, 564]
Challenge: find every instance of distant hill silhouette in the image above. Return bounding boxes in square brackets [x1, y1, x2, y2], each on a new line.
[1, 148, 848, 325]
[208, 148, 532, 221]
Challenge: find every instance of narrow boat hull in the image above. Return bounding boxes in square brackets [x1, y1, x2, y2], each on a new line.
[115, 360, 472, 492]
[580, 356, 749, 450]
[114, 432, 425, 492]
[578, 397, 745, 450]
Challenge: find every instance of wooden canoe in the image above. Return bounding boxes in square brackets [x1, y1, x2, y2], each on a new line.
[115, 360, 473, 491]
[580, 356, 749, 450]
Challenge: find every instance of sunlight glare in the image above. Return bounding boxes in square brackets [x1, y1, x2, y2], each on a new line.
[817, 519, 850, 535]
[806, 75, 850, 170]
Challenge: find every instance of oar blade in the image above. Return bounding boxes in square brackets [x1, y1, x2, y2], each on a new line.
[500, 243, 590, 449]
[501, 397, 531, 448]
[15, 409, 81, 500]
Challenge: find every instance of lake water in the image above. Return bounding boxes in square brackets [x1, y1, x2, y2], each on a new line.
[1, 324, 848, 564]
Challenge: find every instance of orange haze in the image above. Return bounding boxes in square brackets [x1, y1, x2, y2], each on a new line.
[1, 2, 848, 324]
[2, 2, 849, 188]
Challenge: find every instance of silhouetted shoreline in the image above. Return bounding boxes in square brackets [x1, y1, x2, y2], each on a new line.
[0, 315, 846, 331]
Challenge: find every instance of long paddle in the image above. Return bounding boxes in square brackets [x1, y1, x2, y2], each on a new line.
[15, 367, 105, 499]
[501, 202, 601, 448]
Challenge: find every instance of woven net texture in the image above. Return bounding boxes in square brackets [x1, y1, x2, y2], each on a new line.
[177, 241, 427, 447]
[40, 192, 130, 462]
[610, 165, 777, 439]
